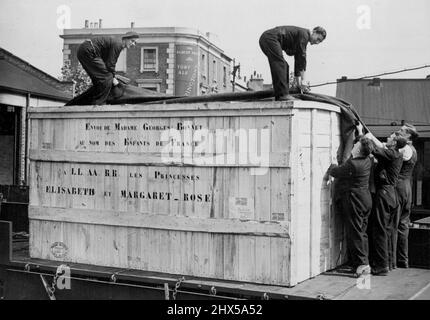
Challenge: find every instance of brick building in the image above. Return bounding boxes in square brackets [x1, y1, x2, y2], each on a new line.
[60, 22, 233, 96]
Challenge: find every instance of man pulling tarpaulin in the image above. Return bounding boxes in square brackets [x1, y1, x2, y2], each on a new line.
[68, 31, 140, 106]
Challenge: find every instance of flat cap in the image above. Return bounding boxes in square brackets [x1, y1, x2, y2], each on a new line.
[122, 31, 139, 39]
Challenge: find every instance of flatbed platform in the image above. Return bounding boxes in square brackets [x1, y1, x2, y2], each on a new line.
[3, 239, 430, 300]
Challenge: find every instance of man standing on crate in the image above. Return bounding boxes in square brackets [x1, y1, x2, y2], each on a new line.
[77, 31, 139, 105]
[259, 26, 326, 100]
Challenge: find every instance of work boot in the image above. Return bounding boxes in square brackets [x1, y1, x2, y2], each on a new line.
[371, 266, 389, 276]
[276, 95, 294, 101]
[337, 263, 355, 273]
[355, 264, 371, 277]
[397, 261, 409, 268]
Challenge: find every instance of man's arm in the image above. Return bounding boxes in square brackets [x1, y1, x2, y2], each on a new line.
[372, 144, 398, 161]
[295, 71, 305, 87]
[365, 132, 384, 148]
[105, 38, 123, 75]
[328, 159, 354, 178]
[294, 33, 308, 91]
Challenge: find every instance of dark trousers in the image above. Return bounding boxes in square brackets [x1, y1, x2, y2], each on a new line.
[395, 179, 412, 265]
[369, 185, 399, 269]
[77, 41, 113, 105]
[342, 188, 372, 267]
[259, 31, 289, 99]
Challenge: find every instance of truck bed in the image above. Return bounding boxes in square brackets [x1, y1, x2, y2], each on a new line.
[5, 239, 430, 300]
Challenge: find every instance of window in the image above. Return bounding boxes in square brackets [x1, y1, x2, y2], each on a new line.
[140, 47, 158, 72]
[212, 60, 217, 82]
[136, 79, 161, 93]
[223, 66, 227, 87]
[116, 49, 127, 72]
[138, 84, 160, 92]
[201, 53, 207, 79]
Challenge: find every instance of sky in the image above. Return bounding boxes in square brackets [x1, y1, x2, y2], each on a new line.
[1, 0, 429, 96]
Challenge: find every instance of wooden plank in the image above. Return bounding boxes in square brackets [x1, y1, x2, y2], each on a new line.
[28, 100, 339, 116]
[270, 168, 290, 223]
[254, 237, 271, 283]
[28, 109, 296, 119]
[295, 109, 312, 283]
[29, 149, 291, 167]
[29, 206, 290, 237]
[271, 237, 290, 285]
[310, 109, 322, 277]
[253, 115, 272, 221]
[238, 235, 256, 282]
[288, 110, 299, 286]
[223, 234, 239, 281]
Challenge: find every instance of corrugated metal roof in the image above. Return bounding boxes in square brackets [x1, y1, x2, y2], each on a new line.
[0, 59, 72, 101]
[336, 79, 430, 128]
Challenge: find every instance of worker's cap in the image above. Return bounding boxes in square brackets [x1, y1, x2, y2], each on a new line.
[122, 31, 139, 40]
[313, 26, 327, 40]
[401, 123, 419, 140]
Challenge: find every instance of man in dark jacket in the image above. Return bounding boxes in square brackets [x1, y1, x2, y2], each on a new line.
[365, 131, 408, 275]
[394, 124, 419, 268]
[77, 31, 139, 105]
[329, 137, 374, 276]
[259, 26, 326, 100]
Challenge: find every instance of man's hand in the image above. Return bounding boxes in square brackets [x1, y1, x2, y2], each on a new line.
[297, 84, 310, 93]
[112, 77, 119, 86]
[356, 122, 364, 137]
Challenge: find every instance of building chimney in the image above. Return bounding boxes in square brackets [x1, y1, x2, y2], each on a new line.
[99, 19, 103, 28]
[247, 75, 264, 91]
[369, 78, 381, 87]
[131, 22, 135, 29]
[84, 20, 89, 28]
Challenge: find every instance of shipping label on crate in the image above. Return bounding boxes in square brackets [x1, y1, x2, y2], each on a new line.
[31, 162, 215, 215]
[34, 118, 274, 170]
[228, 197, 255, 219]
[30, 114, 293, 221]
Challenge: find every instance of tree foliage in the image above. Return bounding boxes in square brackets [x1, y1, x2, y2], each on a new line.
[289, 72, 298, 88]
[60, 62, 92, 95]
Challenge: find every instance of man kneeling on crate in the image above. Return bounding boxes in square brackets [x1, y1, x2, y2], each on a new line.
[77, 31, 139, 105]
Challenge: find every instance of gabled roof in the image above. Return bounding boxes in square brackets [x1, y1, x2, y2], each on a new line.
[0, 47, 73, 101]
[336, 78, 430, 127]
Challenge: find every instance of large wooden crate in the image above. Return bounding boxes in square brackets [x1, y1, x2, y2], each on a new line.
[28, 100, 344, 286]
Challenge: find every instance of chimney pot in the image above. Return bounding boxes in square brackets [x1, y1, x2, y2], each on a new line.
[84, 20, 89, 28]
[99, 19, 103, 28]
[131, 22, 135, 29]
